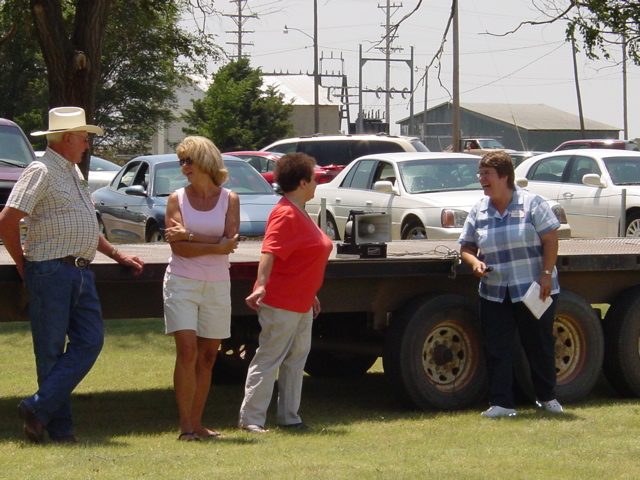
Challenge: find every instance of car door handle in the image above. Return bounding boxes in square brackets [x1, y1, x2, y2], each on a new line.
[335, 197, 342, 204]
[365, 201, 373, 207]
[562, 192, 574, 198]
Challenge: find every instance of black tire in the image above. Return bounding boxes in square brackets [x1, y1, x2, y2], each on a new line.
[401, 218, 426, 240]
[97, 216, 107, 240]
[383, 293, 487, 410]
[323, 213, 340, 241]
[625, 212, 640, 237]
[146, 224, 163, 243]
[602, 286, 640, 397]
[304, 350, 378, 377]
[514, 289, 604, 404]
[212, 336, 258, 385]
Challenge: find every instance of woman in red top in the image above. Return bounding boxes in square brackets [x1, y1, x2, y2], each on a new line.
[239, 152, 333, 433]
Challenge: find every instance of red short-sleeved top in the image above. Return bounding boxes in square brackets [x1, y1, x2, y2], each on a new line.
[259, 197, 333, 313]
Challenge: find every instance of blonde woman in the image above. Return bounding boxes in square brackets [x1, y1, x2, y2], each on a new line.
[163, 136, 240, 440]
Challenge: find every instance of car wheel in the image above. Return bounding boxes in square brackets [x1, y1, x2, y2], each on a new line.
[401, 219, 426, 239]
[625, 212, 640, 237]
[322, 213, 340, 240]
[146, 224, 164, 243]
[97, 216, 107, 240]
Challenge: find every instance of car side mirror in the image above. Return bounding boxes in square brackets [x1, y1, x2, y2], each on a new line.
[271, 182, 283, 195]
[373, 180, 397, 194]
[515, 177, 528, 188]
[124, 185, 147, 196]
[582, 174, 606, 187]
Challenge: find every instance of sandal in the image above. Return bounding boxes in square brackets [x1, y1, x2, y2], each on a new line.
[178, 431, 200, 441]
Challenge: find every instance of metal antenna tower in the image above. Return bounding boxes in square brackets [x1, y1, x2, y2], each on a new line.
[224, 0, 257, 60]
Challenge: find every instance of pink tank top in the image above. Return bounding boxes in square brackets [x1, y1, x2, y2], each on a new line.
[167, 187, 230, 282]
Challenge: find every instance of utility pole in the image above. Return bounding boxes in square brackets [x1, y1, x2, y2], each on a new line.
[378, 0, 403, 129]
[570, 38, 586, 138]
[452, 0, 460, 152]
[224, 0, 257, 60]
[622, 34, 629, 139]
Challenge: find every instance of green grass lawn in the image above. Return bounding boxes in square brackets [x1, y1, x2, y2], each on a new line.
[2, 318, 640, 479]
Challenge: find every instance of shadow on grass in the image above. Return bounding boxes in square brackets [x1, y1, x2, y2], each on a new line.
[0, 370, 420, 445]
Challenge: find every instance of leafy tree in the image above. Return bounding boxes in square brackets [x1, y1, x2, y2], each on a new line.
[503, 1, 640, 64]
[183, 58, 294, 151]
[0, 0, 219, 168]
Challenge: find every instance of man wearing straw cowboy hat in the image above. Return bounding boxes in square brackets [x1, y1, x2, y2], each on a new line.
[0, 106, 145, 443]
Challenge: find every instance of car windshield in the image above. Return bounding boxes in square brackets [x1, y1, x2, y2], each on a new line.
[478, 139, 505, 149]
[224, 160, 274, 194]
[603, 157, 640, 185]
[399, 158, 482, 193]
[153, 159, 275, 197]
[0, 124, 33, 167]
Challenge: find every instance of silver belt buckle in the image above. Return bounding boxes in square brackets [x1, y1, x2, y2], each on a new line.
[74, 257, 88, 268]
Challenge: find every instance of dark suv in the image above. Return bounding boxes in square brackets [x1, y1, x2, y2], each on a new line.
[261, 133, 428, 181]
[0, 118, 36, 210]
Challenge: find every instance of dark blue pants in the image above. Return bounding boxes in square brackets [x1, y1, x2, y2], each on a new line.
[23, 259, 104, 439]
[479, 291, 558, 409]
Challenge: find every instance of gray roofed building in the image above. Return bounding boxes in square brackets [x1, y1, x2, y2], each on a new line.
[397, 102, 620, 152]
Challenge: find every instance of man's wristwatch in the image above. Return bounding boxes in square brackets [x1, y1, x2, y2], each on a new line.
[542, 269, 552, 275]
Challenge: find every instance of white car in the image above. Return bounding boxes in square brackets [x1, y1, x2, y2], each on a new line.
[514, 149, 640, 237]
[306, 152, 571, 240]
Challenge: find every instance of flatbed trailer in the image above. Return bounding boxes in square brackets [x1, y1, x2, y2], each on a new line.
[2, 238, 640, 410]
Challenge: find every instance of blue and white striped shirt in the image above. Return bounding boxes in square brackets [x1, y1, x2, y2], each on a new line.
[458, 187, 560, 302]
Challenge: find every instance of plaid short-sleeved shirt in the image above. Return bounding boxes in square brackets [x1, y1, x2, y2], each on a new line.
[458, 187, 560, 303]
[6, 148, 99, 261]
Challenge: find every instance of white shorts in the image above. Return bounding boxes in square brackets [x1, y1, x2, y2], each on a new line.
[163, 272, 231, 339]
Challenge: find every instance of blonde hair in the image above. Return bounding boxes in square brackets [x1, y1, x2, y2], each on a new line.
[176, 136, 228, 186]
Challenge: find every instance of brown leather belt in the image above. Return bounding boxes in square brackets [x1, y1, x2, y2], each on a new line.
[60, 256, 91, 269]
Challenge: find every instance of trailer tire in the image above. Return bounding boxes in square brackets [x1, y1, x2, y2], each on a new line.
[383, 293, 487, 410]
[602, 286, 640, 397]
[304, 351, 378, 377]
[514, 289, 604, 404]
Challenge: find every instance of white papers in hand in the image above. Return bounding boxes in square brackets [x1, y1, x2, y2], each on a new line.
[522, 282, 553, 319]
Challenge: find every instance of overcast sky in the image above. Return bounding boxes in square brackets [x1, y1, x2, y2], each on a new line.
[190, 0, 639, 144]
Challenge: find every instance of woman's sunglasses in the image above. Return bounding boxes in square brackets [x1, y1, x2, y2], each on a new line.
[179, 157, 193, 166]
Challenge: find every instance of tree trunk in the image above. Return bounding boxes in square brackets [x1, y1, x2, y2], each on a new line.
[30, 0, 111, 177]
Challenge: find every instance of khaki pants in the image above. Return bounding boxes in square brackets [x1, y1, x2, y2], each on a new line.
[239, 303, 313, 427]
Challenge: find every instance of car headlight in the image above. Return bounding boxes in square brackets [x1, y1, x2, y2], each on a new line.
[551, 204, 568, 224]
[441, 209, 468, 228]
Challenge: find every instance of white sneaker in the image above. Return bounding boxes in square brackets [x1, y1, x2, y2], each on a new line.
[480, 406, 517, 418]
[539, 399, 564, 413]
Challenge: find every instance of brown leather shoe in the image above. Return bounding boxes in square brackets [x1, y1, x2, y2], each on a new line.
[17, 400, 46, 444]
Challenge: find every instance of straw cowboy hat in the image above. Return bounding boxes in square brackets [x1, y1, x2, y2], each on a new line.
[31, 106, 104, 136]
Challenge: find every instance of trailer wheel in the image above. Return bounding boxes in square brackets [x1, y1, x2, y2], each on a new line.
[514, 289, 604, 404]
[602, 286, 640, 397]
[304, 351, 378, 377]
[383, 293, 487, 410]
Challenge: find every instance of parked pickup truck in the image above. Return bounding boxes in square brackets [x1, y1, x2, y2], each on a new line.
[2, 238, 640, 411]
[445, 138, 515, 156]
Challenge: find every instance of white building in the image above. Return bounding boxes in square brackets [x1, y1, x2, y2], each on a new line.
[151, 75, 341, 154]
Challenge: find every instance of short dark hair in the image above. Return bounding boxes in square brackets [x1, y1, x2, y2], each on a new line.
[275, 152, 315, 193]
[479, 151, 515, 189]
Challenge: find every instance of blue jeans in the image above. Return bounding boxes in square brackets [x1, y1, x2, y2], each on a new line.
[23, 259, 104, 439]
